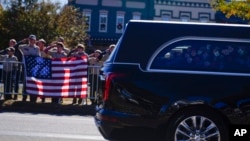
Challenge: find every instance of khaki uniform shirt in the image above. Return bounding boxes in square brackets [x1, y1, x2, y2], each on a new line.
[40, 50, 51, 58]
[89, 57, 102, 74]
[63, 47, 70, 54]
[101, 53, 111, 62]
[71, 52, 88, 58]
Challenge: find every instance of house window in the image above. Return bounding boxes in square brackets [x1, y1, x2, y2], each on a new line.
[181, 15, 190, 22]
[199, 14, 209, 23]
[99, 13, 108, 32]
[132, 12, 141, 20]
[84, 13, 91, 31]
[116, 14, 124, 33]
[200, 16, 208, 23]
[162, 14, 170, 21]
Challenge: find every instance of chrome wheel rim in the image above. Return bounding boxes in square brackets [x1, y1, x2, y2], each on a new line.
[175, 116, 220, 141]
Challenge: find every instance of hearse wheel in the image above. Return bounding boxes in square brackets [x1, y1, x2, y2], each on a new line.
[165, 106, 228, 141]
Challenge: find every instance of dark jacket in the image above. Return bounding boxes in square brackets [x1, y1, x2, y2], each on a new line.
[13, 41, 24, 62]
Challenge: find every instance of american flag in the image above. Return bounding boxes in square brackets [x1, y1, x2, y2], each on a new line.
[24, 55, 88, 98]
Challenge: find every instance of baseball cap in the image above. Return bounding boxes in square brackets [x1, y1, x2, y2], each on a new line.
[7, 47, 15, 52]
[109, 44, 115, 49]
[57, 37, 64, 42]
[28, 34, 36, 40]
[95, 49, 102, 54]
[38, 38, 46, 44]
[9, 39, 17, 44]
[77, 44, 85, 49]
[56, 42, 65, 48]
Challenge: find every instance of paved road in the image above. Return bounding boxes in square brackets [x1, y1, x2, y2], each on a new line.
[0, 112, 106, 141]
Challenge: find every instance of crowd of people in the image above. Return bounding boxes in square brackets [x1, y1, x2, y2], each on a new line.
[0, 34, 116, 105]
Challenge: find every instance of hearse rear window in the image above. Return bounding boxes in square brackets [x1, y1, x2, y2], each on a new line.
[151, 39, 250, 73]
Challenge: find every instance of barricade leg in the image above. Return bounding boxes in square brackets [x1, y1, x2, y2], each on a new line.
[13, 67, 22, 100]
[3, 71, 13, 100]
[89, 74, 98, 105]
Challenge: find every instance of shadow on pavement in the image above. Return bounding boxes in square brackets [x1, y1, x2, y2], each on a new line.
[0, 99, 96, 116]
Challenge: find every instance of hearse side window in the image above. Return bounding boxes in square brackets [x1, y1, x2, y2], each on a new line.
[151, 40, 250, 73]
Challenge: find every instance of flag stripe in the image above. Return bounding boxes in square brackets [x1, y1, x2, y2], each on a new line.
[26, 87, 88, 93]
[52, 69, 88, 75]
[51, 72, 88, 77]
[25, 56, 88, 98]
[52, 58, 88, 65]
[52, 62, 88, 67]
[26, 90, 87, 97]
[26, 80, 88, 87]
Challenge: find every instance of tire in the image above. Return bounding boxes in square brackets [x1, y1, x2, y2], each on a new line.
[165, 106, 229, 141]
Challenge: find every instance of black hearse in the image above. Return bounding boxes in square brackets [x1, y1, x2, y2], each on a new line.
[95, 20, 250, 141]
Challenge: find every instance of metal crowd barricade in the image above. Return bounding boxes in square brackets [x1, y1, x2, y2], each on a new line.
[87, 65, 102, 104]
[0, 61, 24, 100]
[0, 60, 102, 103]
